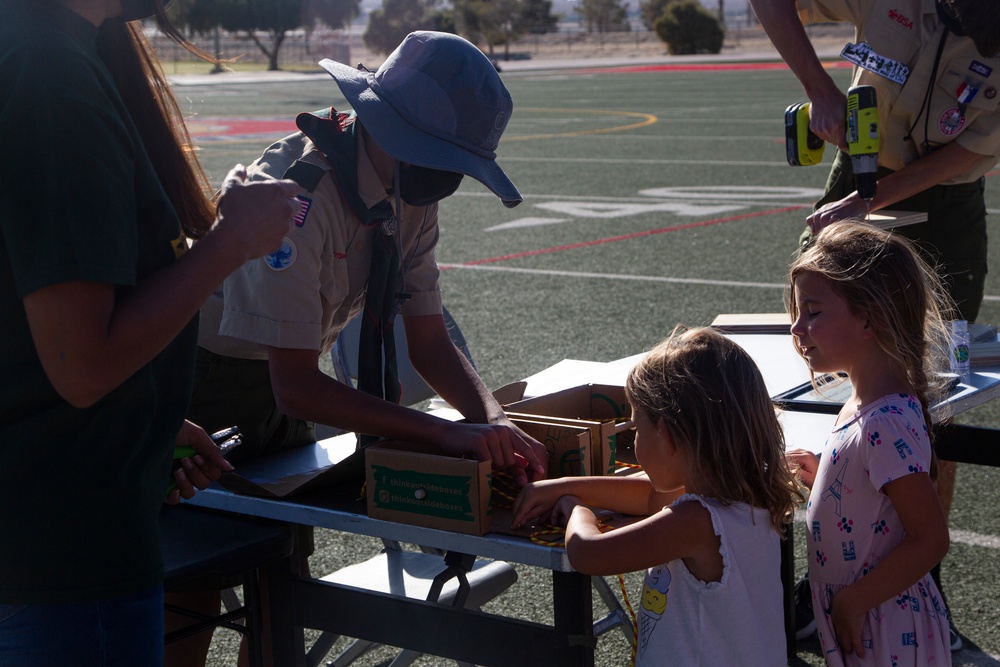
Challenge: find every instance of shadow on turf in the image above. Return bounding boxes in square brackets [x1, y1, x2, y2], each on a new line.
[954, 640, 1000, 667]
[790, 634, 825, 667]
[791, 635, 1000, 667]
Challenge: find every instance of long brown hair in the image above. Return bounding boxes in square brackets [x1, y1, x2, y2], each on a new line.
[626, 327, 804, 535]
[787, 222, 955, 440]
[95, 4, 218, 238]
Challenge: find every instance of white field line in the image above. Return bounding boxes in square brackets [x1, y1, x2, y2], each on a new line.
[456, 191, 822, 208]
[950, 528, 1000, 550]
[499, 156, 792, 167]
[438, 263, 785, 290]
[438, 264, 1000, 303]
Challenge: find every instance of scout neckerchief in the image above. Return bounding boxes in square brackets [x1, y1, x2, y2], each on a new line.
[294, 108, 403, 448]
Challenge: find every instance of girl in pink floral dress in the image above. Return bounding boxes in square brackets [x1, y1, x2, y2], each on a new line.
[786, 222, 954, 666]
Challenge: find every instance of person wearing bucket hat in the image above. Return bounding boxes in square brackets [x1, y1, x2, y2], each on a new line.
[751, 0, 1000, 652]
[169, 32, 547, 665]
[320, 30, 522, 208]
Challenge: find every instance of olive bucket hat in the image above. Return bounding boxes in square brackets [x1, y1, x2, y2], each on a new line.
[319, 31, 522, 207]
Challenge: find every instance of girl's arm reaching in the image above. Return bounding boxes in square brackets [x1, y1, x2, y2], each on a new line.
[512, 474, 682, 528]
[513, 476, 716, 580]
[565, 500, 721, 580]
[829, 472, 950, 657]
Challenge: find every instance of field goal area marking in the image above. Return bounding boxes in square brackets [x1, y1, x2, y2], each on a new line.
[488, 186, 824, 231]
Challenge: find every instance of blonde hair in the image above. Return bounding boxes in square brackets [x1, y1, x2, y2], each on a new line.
[625, 327, 803, 535]
[787, 222, 954, 437]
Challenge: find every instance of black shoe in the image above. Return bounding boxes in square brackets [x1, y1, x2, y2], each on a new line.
[793, 576, 817, 640]
[949, 614, 963, 652]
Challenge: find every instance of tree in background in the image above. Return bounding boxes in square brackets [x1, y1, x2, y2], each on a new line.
[302, 0, 361, 31]
[576, 0, 629, 33]
[653, 0, 723, 54]
[364, 0, 455, 54]
[168, 0, 224, 35]
[454, 0, 558, 60]
[516, 0, 559, 37]
[638, 0, 671, 30]
[168, 0, 359, 70]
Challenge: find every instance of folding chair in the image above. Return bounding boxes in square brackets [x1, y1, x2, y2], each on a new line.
[160, 503, 295, 667]
[592, 575, 635, 645]
[305, 540, 518, 667]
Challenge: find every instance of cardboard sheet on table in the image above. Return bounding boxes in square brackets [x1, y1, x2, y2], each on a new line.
[217, 433, 363, 498]
[520, 358, 640, 399]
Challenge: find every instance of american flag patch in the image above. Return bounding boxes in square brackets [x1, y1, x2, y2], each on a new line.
[293, 195, 312, 227]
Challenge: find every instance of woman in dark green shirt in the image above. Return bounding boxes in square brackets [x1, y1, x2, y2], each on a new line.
[0, 1, 299, 664]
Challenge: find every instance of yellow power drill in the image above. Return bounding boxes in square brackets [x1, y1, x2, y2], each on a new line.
[785, 85, 880, 205]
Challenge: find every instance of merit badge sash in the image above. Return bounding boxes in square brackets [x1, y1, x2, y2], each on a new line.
[841, 42, 910, 85]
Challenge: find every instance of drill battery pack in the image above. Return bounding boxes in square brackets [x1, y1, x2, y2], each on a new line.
[785, 102, 825, 166]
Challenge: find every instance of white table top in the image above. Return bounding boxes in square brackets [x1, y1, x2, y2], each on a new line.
[521, 334, 814, 400]
[520, 332, 1000, 455]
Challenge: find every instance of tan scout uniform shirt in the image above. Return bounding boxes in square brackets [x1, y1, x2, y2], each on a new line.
[798, 0, 1000, 182]
[199, 130, 443, 361]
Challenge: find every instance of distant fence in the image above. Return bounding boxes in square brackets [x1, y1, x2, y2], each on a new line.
[500, 20, 847, 55]
[148, 20, 846, 69]
[149, 31, 350, 70]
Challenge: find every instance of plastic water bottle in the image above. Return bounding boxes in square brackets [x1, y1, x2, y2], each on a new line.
[950, 320, 971, 375]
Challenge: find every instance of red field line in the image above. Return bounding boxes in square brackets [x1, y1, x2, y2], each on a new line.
[574, 61, 851, 74]
[449, 205, 807, 268]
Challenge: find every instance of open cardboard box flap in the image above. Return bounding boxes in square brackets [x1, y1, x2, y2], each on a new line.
[216, 433, 362, 498]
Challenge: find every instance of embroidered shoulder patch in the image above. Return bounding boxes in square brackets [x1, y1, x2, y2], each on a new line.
[293, 195, 312, 227]
[970, 60, 993, 78]
[841, 42, 910, 85]
[265, 237, 297, 271]
[939, 107, 966, 135]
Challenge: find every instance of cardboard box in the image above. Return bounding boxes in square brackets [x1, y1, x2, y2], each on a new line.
[366, 441, 493, 535]
[506, 384, 632, 475]
[508, 412, 613, 476]
[509, 418, 592, 478]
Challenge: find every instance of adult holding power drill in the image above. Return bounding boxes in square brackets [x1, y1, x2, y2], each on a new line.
[750, 0, 1000, 651]
[754, 0, 999, 318]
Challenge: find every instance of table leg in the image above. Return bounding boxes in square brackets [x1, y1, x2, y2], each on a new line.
[553, 570, 596, 667]
[266, 552, 306, 667]
[781, 525, 795, 660]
